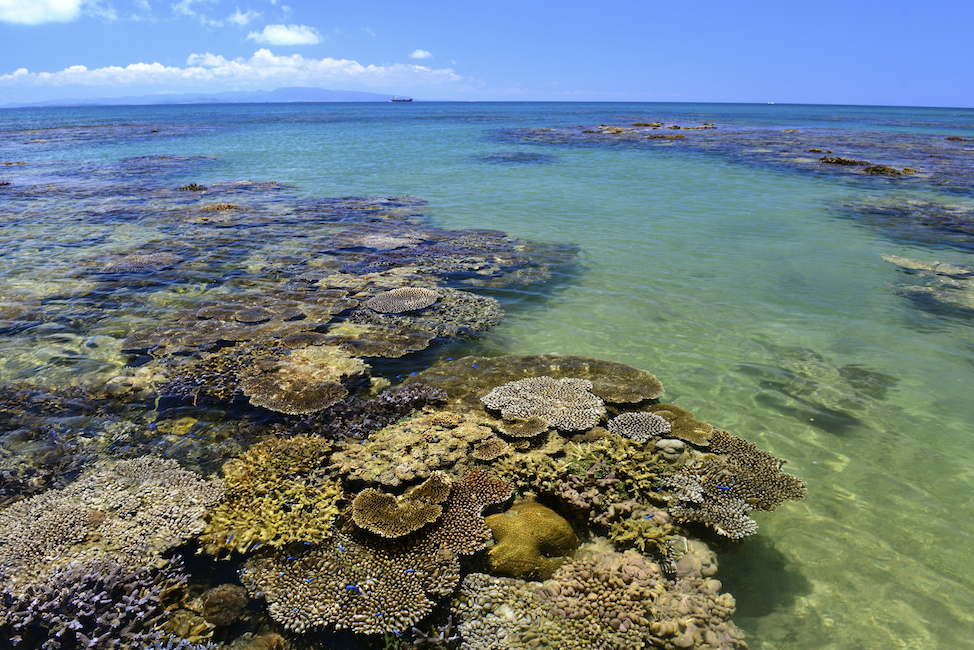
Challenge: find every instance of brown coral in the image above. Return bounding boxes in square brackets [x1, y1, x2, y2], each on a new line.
[351, 473, 451, 538]
[485, 499, 579, 580]
[481, 376, 605, 431]
[645, 403, 714, 446]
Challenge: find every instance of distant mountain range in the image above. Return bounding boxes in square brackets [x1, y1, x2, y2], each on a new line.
[0, 87, 406, 109]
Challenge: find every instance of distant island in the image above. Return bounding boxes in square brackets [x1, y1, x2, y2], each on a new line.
[1, 87, 407, 109]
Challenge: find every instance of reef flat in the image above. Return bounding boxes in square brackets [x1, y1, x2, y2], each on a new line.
[0, 150, 807, 650]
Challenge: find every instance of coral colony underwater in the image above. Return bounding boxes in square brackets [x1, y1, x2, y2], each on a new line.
[1, 101, 973, 649]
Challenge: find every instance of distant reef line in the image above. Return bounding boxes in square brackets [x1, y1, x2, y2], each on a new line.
[1, 86, 426, 109]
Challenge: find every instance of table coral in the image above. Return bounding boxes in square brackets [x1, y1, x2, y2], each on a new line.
[608, 411, 672, 442]
[364, 287, 442, 313]
[351, 473, 451, 538]
[240, 530, 459, 635]
[481, 376, 605, 432]
[645, 403, 715, 447]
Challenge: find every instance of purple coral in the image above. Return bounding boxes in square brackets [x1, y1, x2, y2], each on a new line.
[0, 556, 187, 650]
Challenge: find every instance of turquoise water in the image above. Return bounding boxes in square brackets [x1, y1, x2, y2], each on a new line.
[2, 101, 974, 649]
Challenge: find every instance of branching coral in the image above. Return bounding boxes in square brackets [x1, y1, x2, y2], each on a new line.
[200, 434, 342, 556]
[0, 556, 189, 650]
[0, 457, 223, 594]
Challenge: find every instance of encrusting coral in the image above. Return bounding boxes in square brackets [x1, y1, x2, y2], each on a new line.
[485, 498, 579, 580]
[199, 435, 342, 556]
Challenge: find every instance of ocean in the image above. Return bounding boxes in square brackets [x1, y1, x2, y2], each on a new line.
[1, 101, 973, 650]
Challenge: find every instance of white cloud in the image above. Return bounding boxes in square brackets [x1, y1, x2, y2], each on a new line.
[185, 52, 229, 67]
[0, 49, 465, 91]
[361, 27, 375, 37]
[228, 7, 260, 26]
[246, 23, 319, 45]
[409, 49, 432, 59]
[0, 0, 83, 24]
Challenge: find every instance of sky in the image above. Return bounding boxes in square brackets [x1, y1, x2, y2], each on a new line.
[0, 0, 972, 107]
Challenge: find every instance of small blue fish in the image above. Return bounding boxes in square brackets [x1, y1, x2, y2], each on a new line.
[345, 585, 361, 593]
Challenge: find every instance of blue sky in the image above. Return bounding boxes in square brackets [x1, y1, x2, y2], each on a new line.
[1, 0, 971, 106]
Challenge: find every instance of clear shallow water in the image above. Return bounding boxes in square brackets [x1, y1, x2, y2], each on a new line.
[2, 102, 974, 649]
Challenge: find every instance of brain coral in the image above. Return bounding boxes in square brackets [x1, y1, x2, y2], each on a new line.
[0, 456, 223, 595]
[200, 435, 343, 556]
[485, 499, 579, 580]
[481, 376, 605, 432]
[240, 530, 459, 635]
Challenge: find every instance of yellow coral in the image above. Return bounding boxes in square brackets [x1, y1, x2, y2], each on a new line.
[485, 499, 579, 580]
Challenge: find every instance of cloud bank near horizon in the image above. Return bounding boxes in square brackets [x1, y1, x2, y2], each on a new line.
[0, 49, 465, 94]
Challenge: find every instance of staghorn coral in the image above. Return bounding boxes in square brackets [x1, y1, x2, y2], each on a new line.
[364, 287, 442, 313]
[607, 411, 671, 443]
[428, 468, 513, 556]
[328, 411, 494, 487]
[351, 473, 451, 538]
[240, 530, 459, 635]
[481, 376, 605, 432]
[662, 429, 806, 539]
[0, 555, 189, 650]
[645, 403, 715, 447]
[453, 539, 744, 650]
[485, 498, 579, 580]
[0, 457, 223, 595]
[200, 434, 341, 556]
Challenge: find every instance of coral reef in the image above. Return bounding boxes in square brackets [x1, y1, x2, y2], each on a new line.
[481, 376, 605, 432]
[200, 435, 342, 556]
[0, 457, 223, 594]
[663, 429, 807, 538]
[485, 498, 579, 580]
[240, 530, 459, 635]
[101, 252, 182, 273]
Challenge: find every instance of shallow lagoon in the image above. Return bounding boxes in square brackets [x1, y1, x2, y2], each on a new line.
[1, 101, 974, 649]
